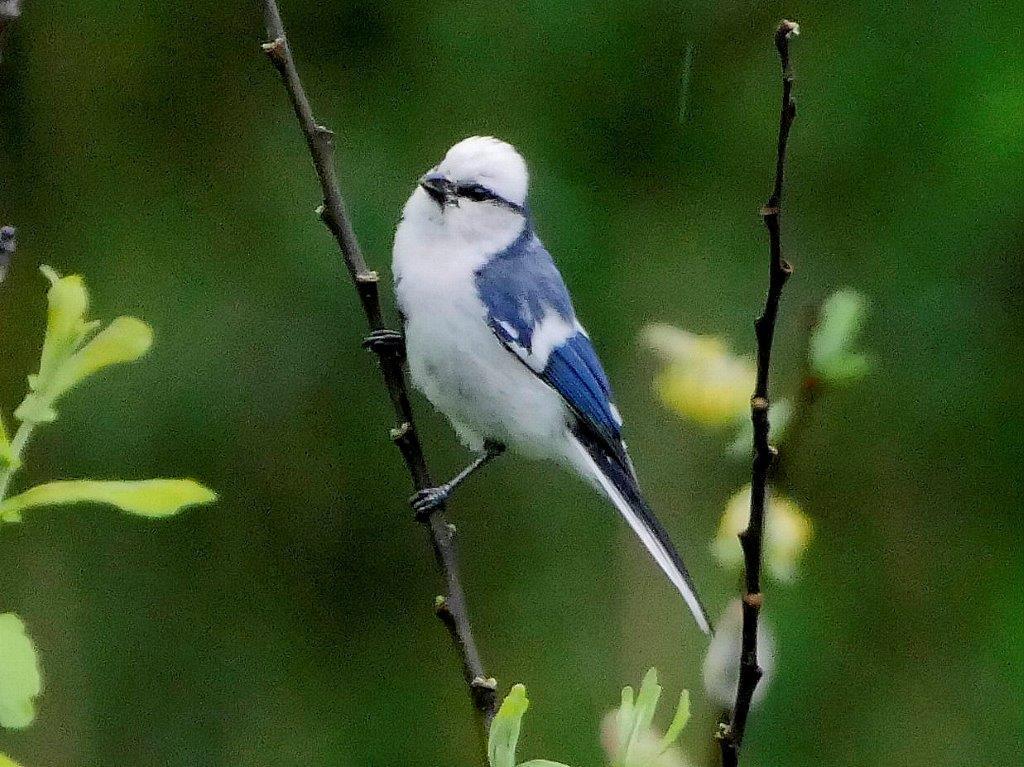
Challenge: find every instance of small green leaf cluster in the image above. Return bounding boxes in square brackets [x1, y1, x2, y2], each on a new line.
[0, 266, 216, 740]
[488, 669, 691, 767]
[608, 670, 691, 767]
[809, 290, 872, 383]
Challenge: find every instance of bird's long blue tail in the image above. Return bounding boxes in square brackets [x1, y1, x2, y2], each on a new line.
[571, 426, 712, 635]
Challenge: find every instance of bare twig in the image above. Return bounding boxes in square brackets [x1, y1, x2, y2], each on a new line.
[0, 0, 21, 62]
[259, 0, 497, 741]
[717, 20, 799, 767]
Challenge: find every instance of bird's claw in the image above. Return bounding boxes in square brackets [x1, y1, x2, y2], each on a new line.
[410, 485, 450, 520]
[362, 329, 405, 358]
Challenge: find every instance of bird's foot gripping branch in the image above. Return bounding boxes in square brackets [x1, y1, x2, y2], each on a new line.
[259, 0, 498, 747]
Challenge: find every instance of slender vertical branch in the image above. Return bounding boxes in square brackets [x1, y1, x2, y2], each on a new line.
[258, 0, 497, 743]
[718, 20, 799, 767]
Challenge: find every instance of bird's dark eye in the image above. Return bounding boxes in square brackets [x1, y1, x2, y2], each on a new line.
[456, 183, 493, 202]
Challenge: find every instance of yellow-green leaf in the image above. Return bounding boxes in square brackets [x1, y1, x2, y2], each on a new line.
[0, 614, 42, 730]
[0, 414, 10, 468]
[659, 689, 690, 751]
[0, 753, 26, 767]
[621, 669, 662, 766]
[604, 672, 691, 767]
[489, 684, 529, 767]
[810, 290, 872, 384]
[36, 266, 93, 386]
[0, 479, 217, 523]
[46, 317, 153, 399]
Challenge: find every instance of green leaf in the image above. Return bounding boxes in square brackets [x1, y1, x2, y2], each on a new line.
[36, 266, 93, 386]
[0, 614, 42, 729]
[0, 479, 217, 523]
[659, 689, 690, 751]
[816, 352, 872, 383]
[623, 669, 662, 766]
[45, 316, 153, 400]
[615, 684, 635, 764]
[810, 290, 872, 384]
[518, 761, 575, 767]
[0, 754, 26, 767]
[489, 684, 529, 767]
[0, 414, 11, 468]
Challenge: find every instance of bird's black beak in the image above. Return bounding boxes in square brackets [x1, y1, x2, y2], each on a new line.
[419, 172, 454, 207]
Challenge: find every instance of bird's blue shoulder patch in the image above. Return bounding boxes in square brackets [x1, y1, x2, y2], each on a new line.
[474, 225, 574, 353]
[475, 224, 623, 447]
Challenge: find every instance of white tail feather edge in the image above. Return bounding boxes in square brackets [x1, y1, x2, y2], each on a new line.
[570, 439, 712, 635]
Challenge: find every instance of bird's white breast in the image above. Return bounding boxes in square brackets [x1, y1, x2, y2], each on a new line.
[392, 192, 571, 459]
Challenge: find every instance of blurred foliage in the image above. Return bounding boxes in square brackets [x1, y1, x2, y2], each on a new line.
[1, 1, 1022, 766]
[712, 485, 812, 583]
[641, 325, 754, 426]
[488, 669, 691, 767]
[0, 615, 39, 731]
[808, 290, 871, 384]
[0, 266, 215, 742]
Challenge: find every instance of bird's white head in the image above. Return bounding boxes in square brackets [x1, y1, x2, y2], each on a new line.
[401, 137, 530, 248]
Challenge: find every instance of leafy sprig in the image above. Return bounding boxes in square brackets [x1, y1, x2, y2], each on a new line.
[0, 266, 216, 736]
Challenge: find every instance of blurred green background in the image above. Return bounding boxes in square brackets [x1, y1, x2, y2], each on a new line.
[1, 1, 1022, 765]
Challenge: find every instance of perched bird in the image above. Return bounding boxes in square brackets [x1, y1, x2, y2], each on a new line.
[388, 136, 710, 634]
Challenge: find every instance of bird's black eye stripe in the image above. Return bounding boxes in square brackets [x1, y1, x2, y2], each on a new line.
[455, 183, 495, 202]
[453, 182, 527, 214]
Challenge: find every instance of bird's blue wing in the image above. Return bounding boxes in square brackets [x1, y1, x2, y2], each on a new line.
[475, 227, 625, 457]
[476, 226, 711, 633]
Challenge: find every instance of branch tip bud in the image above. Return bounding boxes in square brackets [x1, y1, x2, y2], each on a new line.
[471, 676, 497, 691]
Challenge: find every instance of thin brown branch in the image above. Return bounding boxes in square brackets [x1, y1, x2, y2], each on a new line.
[259, 0, 497, 744]
[718, 19, 799, 767]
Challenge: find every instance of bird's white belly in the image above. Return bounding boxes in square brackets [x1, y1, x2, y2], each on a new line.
[400, 279, 570, 459]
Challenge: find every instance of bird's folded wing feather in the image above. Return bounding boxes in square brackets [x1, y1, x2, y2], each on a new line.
[474, 229, 628, 465]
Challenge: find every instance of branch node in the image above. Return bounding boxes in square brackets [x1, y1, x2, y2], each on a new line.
[776, 20, 800, 42]
[471, 676, 498, 691]
[390, 422, 411, 443]
[742, 592, 764, 609]
[261, 36, 286, 64]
